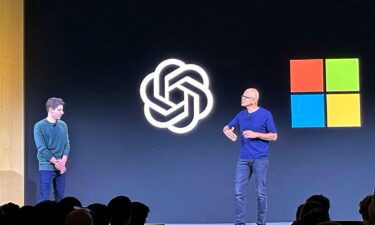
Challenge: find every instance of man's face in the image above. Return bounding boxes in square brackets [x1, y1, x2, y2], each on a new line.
[241, 92, 255, 107]
[49, 105, 64, 120]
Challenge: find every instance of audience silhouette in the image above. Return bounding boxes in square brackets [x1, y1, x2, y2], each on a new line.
[87, 203, 109, 225]
[0, 195, 147, 225]
[129, 202, 150, 225]
[64, 208, 93, 225]
[1, 191, 374, 225]
[291, 192, 375, 225]
[107, 196, 132, 225]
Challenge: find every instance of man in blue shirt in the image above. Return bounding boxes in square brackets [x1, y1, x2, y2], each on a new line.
[34, 97, 70, 202]
[223, 88, 277, 225]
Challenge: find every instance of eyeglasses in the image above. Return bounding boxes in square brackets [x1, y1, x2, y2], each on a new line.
[241, 95, 251, 100]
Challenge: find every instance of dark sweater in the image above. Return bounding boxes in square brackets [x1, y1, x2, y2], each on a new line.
[34, 119, 70, 170]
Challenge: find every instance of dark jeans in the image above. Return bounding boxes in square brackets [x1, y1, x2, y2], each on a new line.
[37, 170, 66, 203]
[235, 157, 269, 225]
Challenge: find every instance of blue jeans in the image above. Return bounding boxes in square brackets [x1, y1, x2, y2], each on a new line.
[37, 170, 66, 203]
[235, 158, 268, 225]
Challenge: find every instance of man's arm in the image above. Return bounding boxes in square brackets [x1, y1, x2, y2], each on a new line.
[56, 124, 70, 170]
[256, 132, 277, 141]
[56, 141, 69, 170]
[243, 130, 277, 141]
[34, 124, 58, 163]
[62, 124, 70, 157]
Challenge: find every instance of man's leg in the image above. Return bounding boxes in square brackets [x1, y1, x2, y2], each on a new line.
[253, 157, 269, 225]
[37, 170, 54, 203]
[235, 159, 252, 225]
[53, 171, 66, 202]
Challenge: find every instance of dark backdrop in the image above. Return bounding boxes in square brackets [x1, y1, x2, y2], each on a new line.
[25, 0, 375, 223]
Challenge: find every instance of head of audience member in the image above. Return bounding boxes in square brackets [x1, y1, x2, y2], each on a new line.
[316, 222, 341, 225]
[296, 203, 305, 221]
[87, 203, 109, 225]
[0, 208, 10, 225]
[298, 201, 330, 225]
[107, 196, 132, 225]
[59, 196, 83, 218]
[34, 200, 63, 225]
[368, 193, 375, 225]
[360, 195, 372, 222]
[0, 202, 20, 225]
[300, 202, 324, 218]
[129, 202, 150, 225]
[306, 194, 330, 213]
[17, 205, 36, 225]
[64, 208, 93, 225]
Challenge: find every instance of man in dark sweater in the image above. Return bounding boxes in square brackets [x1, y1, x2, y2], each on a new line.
[34, 97, 70, 203]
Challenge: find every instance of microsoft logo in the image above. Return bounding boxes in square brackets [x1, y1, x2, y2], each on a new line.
[290, 58, 361, 128]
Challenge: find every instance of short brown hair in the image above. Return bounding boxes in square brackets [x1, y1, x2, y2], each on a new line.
[45, 97, 65, 112]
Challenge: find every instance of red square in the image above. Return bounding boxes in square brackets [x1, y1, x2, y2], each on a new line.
[290, 59, 324, 92]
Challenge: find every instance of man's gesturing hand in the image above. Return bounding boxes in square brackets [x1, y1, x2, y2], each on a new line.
[223, 126, 237, 141]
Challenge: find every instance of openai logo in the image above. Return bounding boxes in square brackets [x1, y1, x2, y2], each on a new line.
[140, 59, 213, 134]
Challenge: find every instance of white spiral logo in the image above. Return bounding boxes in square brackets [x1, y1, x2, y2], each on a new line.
[140, 59, 214, 134]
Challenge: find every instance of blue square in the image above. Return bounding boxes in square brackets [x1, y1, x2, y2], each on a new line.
[291, 94, 325, 128]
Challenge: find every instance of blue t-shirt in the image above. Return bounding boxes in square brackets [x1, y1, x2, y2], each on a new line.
[227, 107, 277, 159]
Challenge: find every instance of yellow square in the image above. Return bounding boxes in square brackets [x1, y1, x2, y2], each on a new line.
[327, 94, 361, 127]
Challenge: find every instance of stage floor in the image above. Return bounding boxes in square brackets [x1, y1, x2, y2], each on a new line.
[150, 223, 291, 225]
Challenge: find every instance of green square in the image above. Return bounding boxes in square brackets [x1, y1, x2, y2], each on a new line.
[325, 58, 359, 92]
